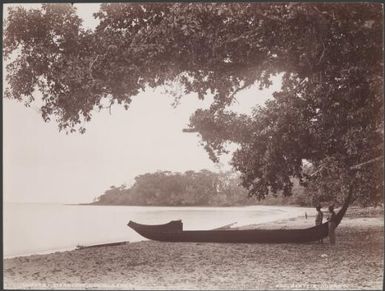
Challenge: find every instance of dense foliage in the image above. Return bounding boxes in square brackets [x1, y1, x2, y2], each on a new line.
[93, 170, 310, 206]
[4, 3, 383, 205]
[94, 170, 249, 206]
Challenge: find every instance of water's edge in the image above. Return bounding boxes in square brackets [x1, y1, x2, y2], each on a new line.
[4, 203, 313, 258]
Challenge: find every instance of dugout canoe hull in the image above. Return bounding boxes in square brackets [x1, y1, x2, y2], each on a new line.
[128, 220, 330, 243]
[128, 190, 352, 243]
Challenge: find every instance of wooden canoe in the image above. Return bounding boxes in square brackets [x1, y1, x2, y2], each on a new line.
[127, 191, 351, 243]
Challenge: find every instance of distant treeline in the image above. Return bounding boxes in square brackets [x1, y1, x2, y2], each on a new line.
[91, 170, 311, 206]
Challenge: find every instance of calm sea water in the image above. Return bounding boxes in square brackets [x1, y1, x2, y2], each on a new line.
[4, 203, 310, 257]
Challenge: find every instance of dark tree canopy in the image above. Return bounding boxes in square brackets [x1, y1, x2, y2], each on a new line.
[94, 170, 309, 206]
[4, 3, 384, 205]
[94, 170, 256, 206]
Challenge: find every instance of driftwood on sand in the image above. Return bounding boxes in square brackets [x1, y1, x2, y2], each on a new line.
[76, 241, 129, 250]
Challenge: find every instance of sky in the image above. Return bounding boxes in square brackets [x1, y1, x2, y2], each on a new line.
[3, 4, 282, 204]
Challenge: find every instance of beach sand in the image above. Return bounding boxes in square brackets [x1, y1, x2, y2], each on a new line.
[4, 207, 384, 290]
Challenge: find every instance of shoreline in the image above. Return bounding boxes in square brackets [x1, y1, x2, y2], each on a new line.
[75, 202, 313, 208]
[4, 208, 383, 290]
[4, 205, 382, 259]
[4, 205, 313, 259]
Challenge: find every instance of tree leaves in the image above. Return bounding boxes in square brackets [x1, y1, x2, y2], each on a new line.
[94, 170, 253, 206]
[4, 3, 383, 204]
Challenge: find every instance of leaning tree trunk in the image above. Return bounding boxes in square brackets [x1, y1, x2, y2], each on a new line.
[334, 156, 383, 226]
[335, 183, 354, 227]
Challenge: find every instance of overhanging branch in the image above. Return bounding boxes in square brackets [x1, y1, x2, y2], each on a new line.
[349, 156, 384, 170]
[182, 128, 197, 133]
[309, 164, 327, 177]
[310, 155, 383, 177]
[89, 55, 101, 81]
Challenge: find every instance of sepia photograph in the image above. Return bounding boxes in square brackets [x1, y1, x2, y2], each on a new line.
[3, 2, 384, 290]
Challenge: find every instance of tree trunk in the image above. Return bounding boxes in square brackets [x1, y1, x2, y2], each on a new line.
[335, 183, 354, 227]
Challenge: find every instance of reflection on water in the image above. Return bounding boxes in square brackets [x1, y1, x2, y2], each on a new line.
[4, 203, 309, 257]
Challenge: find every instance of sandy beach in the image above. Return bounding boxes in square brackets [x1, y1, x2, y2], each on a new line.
[4, 207, 383, 290]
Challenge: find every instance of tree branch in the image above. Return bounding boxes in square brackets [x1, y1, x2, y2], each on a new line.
[309, 164, 327, 177]
[229, 82, 252, 100]
[255, 12, 284, 24]
[349, 156, 384, 170]
[309, 156, 383, 177]
[89, 55, 100, 81]
[182, 128, 197, 133]
[316, 42, 326, 66]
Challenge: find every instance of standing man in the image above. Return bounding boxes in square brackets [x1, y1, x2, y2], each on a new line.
[327, 205, 337, 245]
[315, 205, 324, 243]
